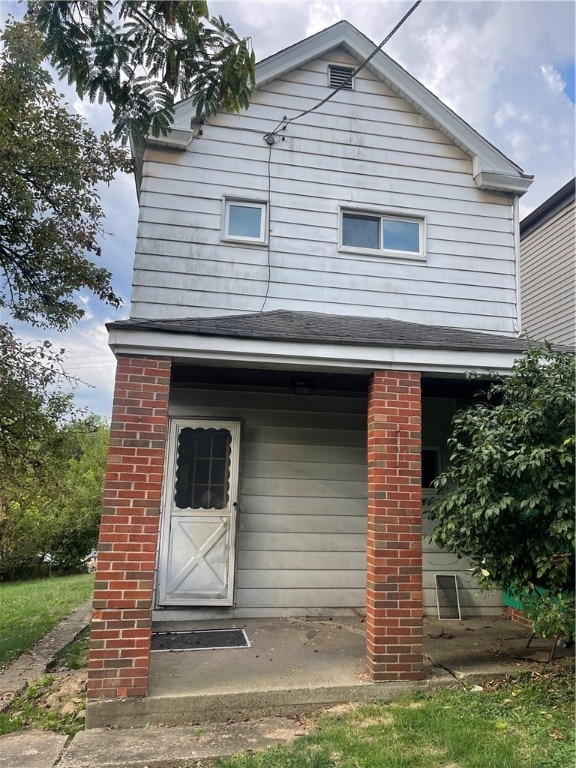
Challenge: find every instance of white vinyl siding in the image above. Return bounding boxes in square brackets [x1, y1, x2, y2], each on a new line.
[520, 198, 575, 346]
[155, 388, 501, 619]
[166, 387, 367, 617]
[132, 48, 518, 334]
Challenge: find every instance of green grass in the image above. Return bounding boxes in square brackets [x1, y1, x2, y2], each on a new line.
[213, 665, 575, 768]
[55, 626, 91, 670]
[0, 574, 94, 668]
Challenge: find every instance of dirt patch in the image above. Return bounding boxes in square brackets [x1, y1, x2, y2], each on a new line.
[42, 670, 87, 720]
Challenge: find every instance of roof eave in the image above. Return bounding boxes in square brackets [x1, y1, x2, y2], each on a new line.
[108, 324, 526, 378]
[131, 128, 195, 195]
[473, 166, 534, 196]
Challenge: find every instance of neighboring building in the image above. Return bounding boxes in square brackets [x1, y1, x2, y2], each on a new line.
[87, 21, 534, 715]
[520, 178, 575, 346]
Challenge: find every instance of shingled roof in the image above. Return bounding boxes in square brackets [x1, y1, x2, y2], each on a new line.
[108, 310, 534, 354]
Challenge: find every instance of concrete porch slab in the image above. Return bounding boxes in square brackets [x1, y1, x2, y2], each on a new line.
[86, 615, 572, 729]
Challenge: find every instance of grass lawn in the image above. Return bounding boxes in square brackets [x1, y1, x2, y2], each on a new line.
[214, 666, 575, 768]
[0, 573, 94, 668]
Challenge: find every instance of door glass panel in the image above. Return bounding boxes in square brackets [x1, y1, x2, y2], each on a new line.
[175, 428, 231, 509]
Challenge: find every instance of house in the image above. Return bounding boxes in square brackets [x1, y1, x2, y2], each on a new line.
[88, 21, 533, 711]
[520, 177, 575, 346]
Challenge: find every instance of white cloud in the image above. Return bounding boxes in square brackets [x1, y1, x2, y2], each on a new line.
[14, 318, 117, 417]
[306, 2, 345, 36]
[540, 63, 566, 93]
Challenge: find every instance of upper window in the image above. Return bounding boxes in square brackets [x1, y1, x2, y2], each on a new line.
[223, 199, 267, 243]
[340, 209, 425, 259]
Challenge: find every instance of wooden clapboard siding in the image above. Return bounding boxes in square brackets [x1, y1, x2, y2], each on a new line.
[165, 388, 499, 616]
[520, 197, 575, 346]
[132, 48, 518, 333]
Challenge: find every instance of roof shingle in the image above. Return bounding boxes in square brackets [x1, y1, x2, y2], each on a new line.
[108, 310, 536, 354]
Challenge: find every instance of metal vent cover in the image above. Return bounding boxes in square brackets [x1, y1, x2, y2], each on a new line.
[435, 574, 462, 620]
[328, 65, 355, 90]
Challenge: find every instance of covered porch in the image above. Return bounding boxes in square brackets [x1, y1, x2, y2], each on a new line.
[88, 312, 529, 717]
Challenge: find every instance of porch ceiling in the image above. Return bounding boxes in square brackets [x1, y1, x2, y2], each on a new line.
[170, 363, 490, 399]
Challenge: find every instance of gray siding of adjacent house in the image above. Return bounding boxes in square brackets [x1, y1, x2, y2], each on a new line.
[155, 388, 500, 620]
[133, 47, 518, 335]
[520, 197, 575, 346]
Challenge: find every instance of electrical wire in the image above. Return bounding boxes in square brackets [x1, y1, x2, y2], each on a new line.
[258, 0, 423, 312]
[266, 0, 423, 140]
[258, 140, 274, 312]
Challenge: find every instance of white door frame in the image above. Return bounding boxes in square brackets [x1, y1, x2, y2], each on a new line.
[156, 418, 241, 607]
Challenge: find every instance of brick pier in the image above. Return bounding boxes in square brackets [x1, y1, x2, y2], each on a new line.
[87, 356, 171, 700]
[366, 370, 424, 681]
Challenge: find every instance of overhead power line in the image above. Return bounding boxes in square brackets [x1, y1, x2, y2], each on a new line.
[266, 0, 423, 141]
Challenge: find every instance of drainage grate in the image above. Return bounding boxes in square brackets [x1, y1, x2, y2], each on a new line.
[151, 628, 250, 652]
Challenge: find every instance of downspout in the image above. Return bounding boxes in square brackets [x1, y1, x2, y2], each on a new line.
[513, 195, 522, 336]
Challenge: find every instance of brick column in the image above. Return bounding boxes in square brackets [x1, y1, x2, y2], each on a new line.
[87, 355, 171, 700]
[366, 371, 423, 681]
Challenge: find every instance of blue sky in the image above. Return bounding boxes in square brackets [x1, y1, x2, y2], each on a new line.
[1, 1, 574, 417]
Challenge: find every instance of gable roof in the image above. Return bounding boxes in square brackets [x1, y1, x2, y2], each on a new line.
[144, 20, 532, 196]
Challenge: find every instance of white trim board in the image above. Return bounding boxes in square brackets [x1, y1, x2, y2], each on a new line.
[108, 326, 525, 377]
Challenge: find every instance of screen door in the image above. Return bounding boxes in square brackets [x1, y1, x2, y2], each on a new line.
[157, 419, 240, 606]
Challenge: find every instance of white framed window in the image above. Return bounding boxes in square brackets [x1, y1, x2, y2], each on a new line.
[222, 199, 267, 243]
[340, 207, 425, 259]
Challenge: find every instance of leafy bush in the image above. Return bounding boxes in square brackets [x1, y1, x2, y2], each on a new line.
[428, 346, 575, 638]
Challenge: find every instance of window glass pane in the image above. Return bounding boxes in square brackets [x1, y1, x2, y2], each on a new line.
[382, 219, 420, 253]
[422, 449, 439, 488]
[342, 214, 379, 249]
[175, 428, 231, 509]
[228, 204, 262, 238]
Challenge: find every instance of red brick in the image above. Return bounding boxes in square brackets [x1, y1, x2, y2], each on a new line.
[88, 355, 170, 703]
[366, 370, 423, 682]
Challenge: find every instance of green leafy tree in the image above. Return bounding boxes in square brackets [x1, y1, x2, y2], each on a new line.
[0, 329, 73, 494]
[0, 16, 129, 332]
[428, 346, 575, 634]
[0, 417, 109, 580]
[48, 419, 110, 570]
[30, 0, 256, 142]
[0, 16, 123, 490]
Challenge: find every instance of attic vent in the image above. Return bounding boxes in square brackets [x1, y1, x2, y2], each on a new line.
[328, 65, 355, 90]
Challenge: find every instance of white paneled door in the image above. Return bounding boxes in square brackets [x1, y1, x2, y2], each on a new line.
[157, 420, 241, 606]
